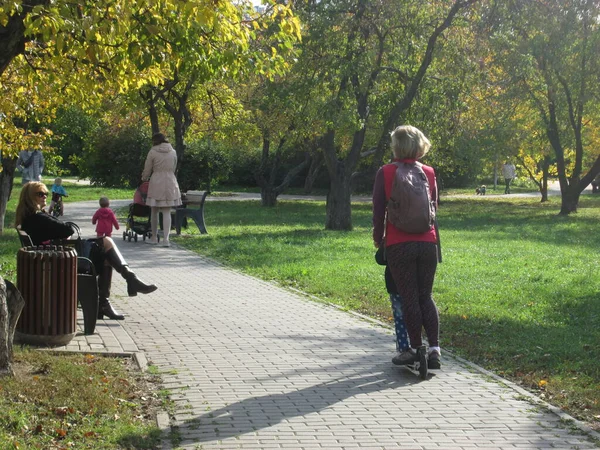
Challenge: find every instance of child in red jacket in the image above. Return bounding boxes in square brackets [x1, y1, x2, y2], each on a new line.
[92, 197, 120, 238]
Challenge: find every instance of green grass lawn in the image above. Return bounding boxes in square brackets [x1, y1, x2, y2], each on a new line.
[0, 349, 162, 449]
[172, 193, 600, 429]
[53, 181, 135, 203]
[1, 182, 599, 431]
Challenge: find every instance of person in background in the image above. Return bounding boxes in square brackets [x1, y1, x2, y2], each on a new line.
[372, 125, 441, 369]
[502, 160, 516, 194]
[16, 182, 157, 321]
[142, 132, 182, 247]
[16, 149, 45, 185]
[92, 196, 120, 238]
[49, 177, 68, 216]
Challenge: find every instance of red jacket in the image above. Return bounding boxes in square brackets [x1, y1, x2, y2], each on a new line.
[372, 159, 438, 247]
[92, 207, 119, 237]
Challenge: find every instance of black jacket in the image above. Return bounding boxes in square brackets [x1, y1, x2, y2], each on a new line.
[21, 212, 74, 245]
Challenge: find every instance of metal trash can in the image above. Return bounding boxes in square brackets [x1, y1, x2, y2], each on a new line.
[15, 246, 78, 346]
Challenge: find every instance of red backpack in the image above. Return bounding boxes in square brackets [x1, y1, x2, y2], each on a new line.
[387, 161, 436, 233]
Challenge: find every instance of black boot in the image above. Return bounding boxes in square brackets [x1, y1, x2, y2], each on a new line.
[97, 266, 125, 320]
[104, 247, 158, 297]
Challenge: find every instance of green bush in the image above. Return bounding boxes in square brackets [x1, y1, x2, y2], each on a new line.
[218, 144, 261, 188]
[177, 139, 233, 192]
[75, 123, 150, 188]
[49, 106, 99, 176]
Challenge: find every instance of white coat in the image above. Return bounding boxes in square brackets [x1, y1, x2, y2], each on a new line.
[142, 142, 182, 208]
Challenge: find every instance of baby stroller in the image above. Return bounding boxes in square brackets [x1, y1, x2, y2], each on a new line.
[123, 182, 159, 242]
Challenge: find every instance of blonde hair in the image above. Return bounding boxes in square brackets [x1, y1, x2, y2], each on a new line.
[15, 181, 47, 227]
[390, 125, 431, 159]
[54, 177, 62, 185]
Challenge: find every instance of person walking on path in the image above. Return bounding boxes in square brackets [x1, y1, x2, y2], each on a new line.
[372, 125, 441, 369]
[16, 149, 44, 185]
[15, 181, 157, 320]
[92, 196, 120, 238]
[142, 132, 182, 247]
[502, 160, 516, 194]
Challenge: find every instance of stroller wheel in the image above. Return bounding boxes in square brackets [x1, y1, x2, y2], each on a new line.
[123, 231, 126, 241]
[143, 234, 146, 241]
[134, 233, 138, 242]
[128, 234, 132, 242]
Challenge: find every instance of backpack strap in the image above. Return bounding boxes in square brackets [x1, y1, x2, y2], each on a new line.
[434, 217, 442, 263]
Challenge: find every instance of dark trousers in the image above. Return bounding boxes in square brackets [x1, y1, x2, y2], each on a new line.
[386, 242, 439, 348]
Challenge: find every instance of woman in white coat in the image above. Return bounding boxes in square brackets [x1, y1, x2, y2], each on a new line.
[142, 132, 182, 247]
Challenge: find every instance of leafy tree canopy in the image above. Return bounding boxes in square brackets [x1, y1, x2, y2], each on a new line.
[0, 0, 300, 158]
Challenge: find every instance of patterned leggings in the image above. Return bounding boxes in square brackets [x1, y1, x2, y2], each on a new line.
[390, 293, 410, 352]
[387, 242, 439, 348]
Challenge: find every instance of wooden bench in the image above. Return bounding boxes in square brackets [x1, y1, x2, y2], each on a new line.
[174, 190, 209, 235]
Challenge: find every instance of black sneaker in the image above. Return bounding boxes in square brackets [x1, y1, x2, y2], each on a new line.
[428, 350, 441, 370]
[392, 349, 417, 366]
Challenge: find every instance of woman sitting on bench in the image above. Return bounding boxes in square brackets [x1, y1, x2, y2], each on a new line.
[15, 182, 157, 320]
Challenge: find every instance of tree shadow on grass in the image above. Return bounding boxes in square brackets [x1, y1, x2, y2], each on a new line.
[444, 291, 600, 377]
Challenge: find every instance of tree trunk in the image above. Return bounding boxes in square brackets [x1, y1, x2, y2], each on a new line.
[0, 277, 9, 377]
[255, 134, 279, 206]
[158, 79, 194, 176]
[257, 153, 311, 207]
[326, 163, 352, 230]
[559, 188, 581, 215]
[171, 112, 187, 176]
[0, 157, 17, 235]
[304, 152, 323, 194]
[255, 134, 311, 208]
[141, 88, 160, 134]
[0, 278, 25, 378]
[148, 98, 160, 134]
[0, 0, 49, 77]
[540, 167, 549, 203]
[261, 187, 278, 207]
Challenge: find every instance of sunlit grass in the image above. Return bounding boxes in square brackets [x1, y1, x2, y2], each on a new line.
[51, 181, 134, 203]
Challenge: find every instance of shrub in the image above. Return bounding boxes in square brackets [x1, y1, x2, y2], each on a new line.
[75, 123, 150, 188]
[177, 139, 232, 192]
[49, 107, 99, 176]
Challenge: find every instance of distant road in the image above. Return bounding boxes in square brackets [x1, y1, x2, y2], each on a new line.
[61, 178, 593, 203]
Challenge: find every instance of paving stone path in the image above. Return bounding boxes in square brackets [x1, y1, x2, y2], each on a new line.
[50, 199, 599, 449]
